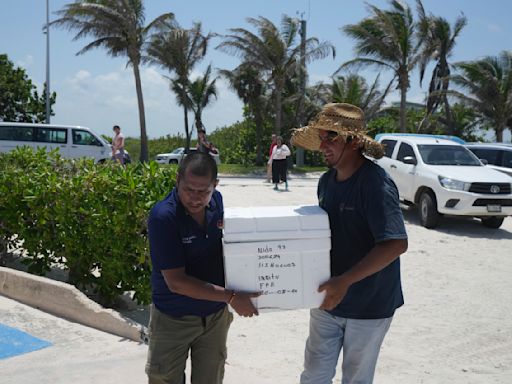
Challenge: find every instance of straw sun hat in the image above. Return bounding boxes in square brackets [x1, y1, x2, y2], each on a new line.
[291, 103, 384, 159]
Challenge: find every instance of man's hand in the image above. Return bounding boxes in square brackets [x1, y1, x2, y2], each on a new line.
[229, 291, 261, 317]
[318, 276, 351, 311]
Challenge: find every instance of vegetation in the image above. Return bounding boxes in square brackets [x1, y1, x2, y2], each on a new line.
[52, 0, 175, 162]
[0, 54, 56, 122]
[217, 15, 335, 155]
[341, 0, 425, 133]
[0, 147, 176, 305]
[450, 51, 512, 142]
[147, 21, 213, 150]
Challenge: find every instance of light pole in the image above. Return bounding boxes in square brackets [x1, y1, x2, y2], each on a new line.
[45, 0, 51, 123]
[295, 16, 306, 167]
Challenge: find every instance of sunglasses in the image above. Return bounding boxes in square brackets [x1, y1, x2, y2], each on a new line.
[318, 131, 339, 143]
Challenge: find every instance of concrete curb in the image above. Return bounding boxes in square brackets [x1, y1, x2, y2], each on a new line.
[0, 266, 145, 343]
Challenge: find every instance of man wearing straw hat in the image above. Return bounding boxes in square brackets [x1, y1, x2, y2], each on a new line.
[292, 103, 408, 384]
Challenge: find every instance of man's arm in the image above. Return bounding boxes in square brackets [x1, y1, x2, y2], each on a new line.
[318, 238, 408, 310]
[162, 267, 260, 317]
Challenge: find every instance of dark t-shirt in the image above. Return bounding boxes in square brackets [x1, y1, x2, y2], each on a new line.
[318, 160, 407, 319]
[148, 188, 225, 317]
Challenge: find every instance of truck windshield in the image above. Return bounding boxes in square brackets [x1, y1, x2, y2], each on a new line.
[418, 145, 482, 166]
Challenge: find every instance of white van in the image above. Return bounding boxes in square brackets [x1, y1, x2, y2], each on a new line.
[0, 122, 112, 163]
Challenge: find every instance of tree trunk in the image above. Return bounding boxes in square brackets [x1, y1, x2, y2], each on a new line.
[399, 82, 407, 133]
[133, 63, 149, 162]
[254, 102, 263, 165]
[496, 126, 504, 142]
[274, 82, 282, 136]
[443, 94, 454, 136]
[183, 105, 191, 151]
[181, 87, 191, 150]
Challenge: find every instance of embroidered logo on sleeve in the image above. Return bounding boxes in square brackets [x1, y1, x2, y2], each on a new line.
[181, 235, 197, 244]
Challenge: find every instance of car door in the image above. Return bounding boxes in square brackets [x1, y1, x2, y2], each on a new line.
[34, 126, 69, 157]
[70, 129, 109, 162]
[393, 142, 418, 201]
[375, 138, 398, 169]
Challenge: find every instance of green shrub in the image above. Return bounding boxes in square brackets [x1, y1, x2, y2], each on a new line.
[0, 147, 176, 305]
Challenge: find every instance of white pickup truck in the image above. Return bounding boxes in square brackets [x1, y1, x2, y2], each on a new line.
[373, 134, 512, 229]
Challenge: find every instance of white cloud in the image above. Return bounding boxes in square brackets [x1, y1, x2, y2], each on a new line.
[53, 66, 243, 139]
[16, 54, 34, 69]
[487, 24, 501, 33]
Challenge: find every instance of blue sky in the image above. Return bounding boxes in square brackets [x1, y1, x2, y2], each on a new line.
[1, 0, 511, 141]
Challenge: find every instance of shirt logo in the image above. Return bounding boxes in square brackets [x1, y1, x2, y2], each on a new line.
[181, 235, 197, 244]
[339, 203, 355, 212]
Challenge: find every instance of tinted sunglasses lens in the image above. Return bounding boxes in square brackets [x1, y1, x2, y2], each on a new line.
[320, 131, 338, 142]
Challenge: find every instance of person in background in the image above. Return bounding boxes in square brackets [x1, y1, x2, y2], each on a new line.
[112, 125, 125, 165]
[291, 103, 408, 384]
[146, 152, 259, 384]
[266, 134, 277, 183]
[271, 136, 291, 191]
[196, 129, 218, 154]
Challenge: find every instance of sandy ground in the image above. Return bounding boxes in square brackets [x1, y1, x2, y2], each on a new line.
[218, 175, 512, 384]
[2, 173, 512, 383]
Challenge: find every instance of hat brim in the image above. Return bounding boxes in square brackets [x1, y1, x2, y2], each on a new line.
[291, 125, 385, 159]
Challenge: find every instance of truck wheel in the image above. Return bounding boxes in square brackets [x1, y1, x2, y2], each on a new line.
[169, 159, 178, 164]
[419, 191, 439, 228]
[481, 217, 504, 229]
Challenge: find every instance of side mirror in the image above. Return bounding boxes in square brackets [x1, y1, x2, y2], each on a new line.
[480, 158, 488, 165]
[403, 156, 417, 165]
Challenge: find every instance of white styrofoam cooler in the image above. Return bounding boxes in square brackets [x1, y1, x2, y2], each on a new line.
[223, 205, 331, 312]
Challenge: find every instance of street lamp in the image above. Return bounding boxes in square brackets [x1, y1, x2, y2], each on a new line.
[45, 0, 51, 123]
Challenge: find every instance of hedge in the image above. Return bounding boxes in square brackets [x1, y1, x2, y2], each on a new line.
[0, 147, 176, 305]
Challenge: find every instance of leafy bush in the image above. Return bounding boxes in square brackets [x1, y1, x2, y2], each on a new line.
[0, 147, 176, 305]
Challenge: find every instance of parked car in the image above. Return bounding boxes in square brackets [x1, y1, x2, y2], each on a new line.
[373, 133, 512, 229]
[0, 122, 112, 163]
[155, 147, 220, 165]
[465, 143, 512, 177]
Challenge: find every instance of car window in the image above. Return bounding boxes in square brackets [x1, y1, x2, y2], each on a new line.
[469, 148, 500, 165]
[35, 127, 67, 144]
[503, 150, 512, 168]
[396, 143, 416, 162]
[172, 148, 184, 154]
[418, 145, 481, 166]
[72, 129, 102, 146]
[381, 139, 397, 158]
[0, 125, 34, 141]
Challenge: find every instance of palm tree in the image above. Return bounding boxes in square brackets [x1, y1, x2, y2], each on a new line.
[450, 51, 512, 142]
[53, 0, 174, 162]
[331, 74, 393, 121]
[219, 64, 268, 164]
[417, 3, 467, 133]
[217, 15, 335, 136]
[147, 22, 212, 150]
[188, 64, 218, 133]
[341, 0, 425, 132]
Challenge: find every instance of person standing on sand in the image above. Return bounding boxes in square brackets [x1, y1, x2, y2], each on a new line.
[145, 152, 260, 384]
[271, 136, 291, 191]
[292, 103, 408, 384]
[112, 125, 125, 165]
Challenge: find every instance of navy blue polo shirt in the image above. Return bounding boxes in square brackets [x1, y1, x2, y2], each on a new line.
[318, 160, 407, 319]
[148, 188, 225, 317]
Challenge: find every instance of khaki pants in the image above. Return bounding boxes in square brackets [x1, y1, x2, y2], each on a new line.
[145, 305, 233, 384]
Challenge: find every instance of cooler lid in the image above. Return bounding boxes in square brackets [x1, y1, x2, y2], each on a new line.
[223, 205, 330, 243]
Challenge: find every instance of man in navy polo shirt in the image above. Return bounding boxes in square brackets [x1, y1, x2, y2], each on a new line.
[145, 152, 259, 384]
[292, 103, 408, 384]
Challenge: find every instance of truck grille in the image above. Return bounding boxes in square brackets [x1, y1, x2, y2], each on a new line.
[469, 183, 511, 194]
[473, 199, 512, 206]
